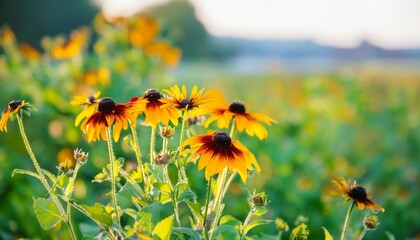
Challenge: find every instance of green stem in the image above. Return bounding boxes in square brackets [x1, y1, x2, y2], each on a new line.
[17, 115, 76, 239]
[61, 196, 119, 240]
[341, 201, 355, 240]
[229, 120, 236, 139]
[106, 128, 120, 225]
[357, 227, 368, 240]
[203, 177, 212, 239]
[163, 165, 182, 227]
[178, 110, 188, 181]
[65, 162, 81, 240]
[130, 121, 146, 182]
[150, 126, 156, 164]
[243, 207, 254, 229]
[209, 167, 228, 240]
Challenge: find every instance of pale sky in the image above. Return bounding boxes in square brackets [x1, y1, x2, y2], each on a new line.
[96, 0, 420, 49]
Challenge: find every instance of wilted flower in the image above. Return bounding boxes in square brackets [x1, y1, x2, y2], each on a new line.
[74, 148, 89, 164]
[251, 191, 268, 207]
[154, 151, 171, 165]
[58, 159, 75, 173]
[290, 223, 309, 240]
[159, 125, 175, 138]
[275, 218, 289, 232]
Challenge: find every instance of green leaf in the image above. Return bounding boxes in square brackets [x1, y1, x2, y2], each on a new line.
[184, 200, 203, 222]
[177, 191, 197, 201]
[242, 219, 272, 236]
[322, 227, 333, 240]
[220, 215, 241, 227]
[172, 227, 201, 240]
[254, 206, 268, 216]
[138, 202, 163, 231]
[213, 225, 239, 239]
[33, 198, 63, 230]
[81, 203, 113, 227]
[153, 183, 171, 194]
[12, 169, 39, 179]
[152, 215, 173, 240]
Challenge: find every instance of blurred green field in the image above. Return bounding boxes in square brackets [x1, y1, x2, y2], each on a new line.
[0, 13, 419, 240]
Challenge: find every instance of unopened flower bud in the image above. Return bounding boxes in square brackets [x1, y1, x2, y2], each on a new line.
[252, 192, 268, 207]
[363, 215, 380, 230]
[74, 148, 88, 164]
[159, 126, 175, 138]
[154, 151, 171, 165]
[275, 218, 289, 231]
[58, 159, 75, 172]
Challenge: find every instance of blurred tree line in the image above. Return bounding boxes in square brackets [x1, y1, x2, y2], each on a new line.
[0, 0, 235, 60]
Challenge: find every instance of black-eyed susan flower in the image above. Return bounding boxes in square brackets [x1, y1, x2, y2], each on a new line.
[133, 89, 180, 127]
[161, 85, 211, 111]
[80, 97, 146, 142]
[0, 100, 30, 132]
[71, 91, 101, 126]
[332, 177, 384, 213]
[200, 93, 277, 140]
[51, 27, 89, 60]
[182, 132, 260, 183]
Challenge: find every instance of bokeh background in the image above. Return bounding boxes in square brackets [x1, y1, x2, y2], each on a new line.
[0, 0, 419, 239]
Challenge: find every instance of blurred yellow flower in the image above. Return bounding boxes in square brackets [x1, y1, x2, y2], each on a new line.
[51, 27, 90, 60]
[129, 14, 159, 47]
[0, 26, 16, 46]
[145, 42, 182, 67]
[182, 132, 260, 183]
[332, 177, 384, 213]
[19, 43, 42, 60]
[80, 68, 111, 86]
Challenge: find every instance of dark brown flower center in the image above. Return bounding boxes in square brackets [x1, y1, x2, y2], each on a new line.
[88, 95, 96, 104]
[179, 99, 192, 109]
[213, 132, 231, 146]
[9, 100, 22, 110]
[144, 89, 162, 101]
[98, 97, 116, 113]
[348, 186, 367, 201]
[229, 102, 246, 114]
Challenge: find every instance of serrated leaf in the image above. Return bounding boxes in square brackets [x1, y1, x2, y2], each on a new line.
[33, 198, 63, 230]
[12, 169, 39, 179]
[177, 191, 197, 201]
[243, 219, 272, 236]
[322, 227, 333, 240]
[81, 203, 113, 227]
[172, 227, 201, 240]
[153, 215, 173, 240]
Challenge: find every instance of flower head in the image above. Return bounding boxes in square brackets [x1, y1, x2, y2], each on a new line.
[1, 100, 31, 132]
[182, 132, 260, 183]
[134, 89, 180, 127]
[20, 43, 42, 60]
[162, 85, 211, 112]
[71, 91, 101, 126]
[332, 177, 384, 213]
[199, 92, 276, 140]
[363, 215, 380, 229]
[51, 27, 89, 60]
[80, 97, 146, 142]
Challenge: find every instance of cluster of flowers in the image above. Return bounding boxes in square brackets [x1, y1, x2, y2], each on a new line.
[69, 84, 276, 182]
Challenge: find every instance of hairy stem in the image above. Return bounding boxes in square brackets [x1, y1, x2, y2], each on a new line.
[162, 164, 182, 226]
[203, 177, 212, 239]
[106, 128, 120, 225]
[357, 227, 368, 240]
[150, 126, 156, 164]
[17, 115, 75, 239]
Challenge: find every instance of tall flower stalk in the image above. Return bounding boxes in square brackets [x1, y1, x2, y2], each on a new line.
[106, 127, 120, 225]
